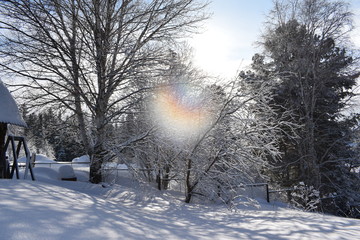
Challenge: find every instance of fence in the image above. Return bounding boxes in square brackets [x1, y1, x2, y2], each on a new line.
[241, 183, 297, 203]
[31, 162, 292, 203]
[242, 183, 270, 202]
[32, 161, 90, 168]
[31, 161, 131, 183]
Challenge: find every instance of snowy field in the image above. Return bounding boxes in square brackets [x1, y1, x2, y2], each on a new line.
[0, 167, 360, 240]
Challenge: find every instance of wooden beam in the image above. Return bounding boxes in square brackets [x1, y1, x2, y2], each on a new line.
[0, 123, 8, 178]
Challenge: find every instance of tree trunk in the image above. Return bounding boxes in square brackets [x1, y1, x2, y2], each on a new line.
[185, 158, 193, 203]
[162, 165, 170, 190]
[89, 108, 108, 183]
[89, 136, 107, 183]
[156, 166, 171, 191]
[156, 170, 162, 190]
[89, 149, 103, 184]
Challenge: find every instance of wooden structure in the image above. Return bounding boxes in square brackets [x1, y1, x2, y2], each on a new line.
[0, 80, 29, 179]
[2, 135, 35, 180]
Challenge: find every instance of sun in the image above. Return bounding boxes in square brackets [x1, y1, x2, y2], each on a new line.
[189, 25, 243, 79]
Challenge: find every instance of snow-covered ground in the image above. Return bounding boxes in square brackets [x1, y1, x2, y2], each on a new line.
[0, 166, 360, 240]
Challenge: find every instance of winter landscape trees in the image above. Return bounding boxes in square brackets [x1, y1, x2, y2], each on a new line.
[0, 0, 209, 183]
[0, 0, 359, 218]
[240, 0, 360, 216]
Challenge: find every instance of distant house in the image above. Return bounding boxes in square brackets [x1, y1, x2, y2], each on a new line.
[0, 80, 27, 178]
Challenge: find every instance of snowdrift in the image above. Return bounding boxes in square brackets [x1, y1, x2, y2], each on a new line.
[0, 168, 360, 239]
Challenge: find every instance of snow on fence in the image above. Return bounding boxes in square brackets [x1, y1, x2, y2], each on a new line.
[31, 161, 90, 171]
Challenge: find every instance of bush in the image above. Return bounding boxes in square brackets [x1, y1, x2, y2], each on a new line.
[291, 182, 320, 212]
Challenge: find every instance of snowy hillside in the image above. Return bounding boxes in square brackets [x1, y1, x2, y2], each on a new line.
[0, 170, 360, 240]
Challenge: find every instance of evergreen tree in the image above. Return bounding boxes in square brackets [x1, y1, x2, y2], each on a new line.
[245, 0, 360, 216]
[22, 107, 85, 161]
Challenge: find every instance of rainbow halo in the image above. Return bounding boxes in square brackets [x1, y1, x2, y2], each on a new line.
[149, 83, 213, 143]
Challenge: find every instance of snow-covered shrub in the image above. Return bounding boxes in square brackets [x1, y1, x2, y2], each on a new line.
[291, 182, 320, 212]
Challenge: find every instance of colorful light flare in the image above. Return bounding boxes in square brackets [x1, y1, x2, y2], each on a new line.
[149, 84, 213, 143]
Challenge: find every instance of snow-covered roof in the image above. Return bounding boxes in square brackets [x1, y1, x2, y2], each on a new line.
[0, 80, 27, 127]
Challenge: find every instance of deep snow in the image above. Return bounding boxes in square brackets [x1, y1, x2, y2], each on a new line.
[0, 167, 359, 240]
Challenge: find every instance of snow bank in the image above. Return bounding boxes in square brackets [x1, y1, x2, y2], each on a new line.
[0, 179, 359, 240]
[17, 156, 28, 164]
[17, 154, 89, 182]
[17, 154, 56, 164]
[34, 154, 57, 163]
[32, 167, 59, 181]
[72, 155, 90, 163]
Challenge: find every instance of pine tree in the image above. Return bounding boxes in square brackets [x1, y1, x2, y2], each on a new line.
[247, 0, 360, 216]
[22, 106, 86, 161]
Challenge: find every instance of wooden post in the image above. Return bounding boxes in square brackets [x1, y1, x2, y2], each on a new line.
[0, 123, 8, 178]
[23, 139, 35, 180]
[9, 136, 19, 179]
[3, 135, 35, 181]
[266, 184, 270, 203]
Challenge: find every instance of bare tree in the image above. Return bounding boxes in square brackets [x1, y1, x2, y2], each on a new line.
[106, 48, 283, 204]
[0, 0, 209, 183]
[116, 48, 208, 191]
[180, 78, 283, 204]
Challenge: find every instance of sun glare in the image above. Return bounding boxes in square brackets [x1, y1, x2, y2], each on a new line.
[149, 84, 213, 144]
[190, 26, 244, 78]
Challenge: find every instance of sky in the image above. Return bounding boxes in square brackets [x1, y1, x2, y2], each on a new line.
[190, 0, 360, 79]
